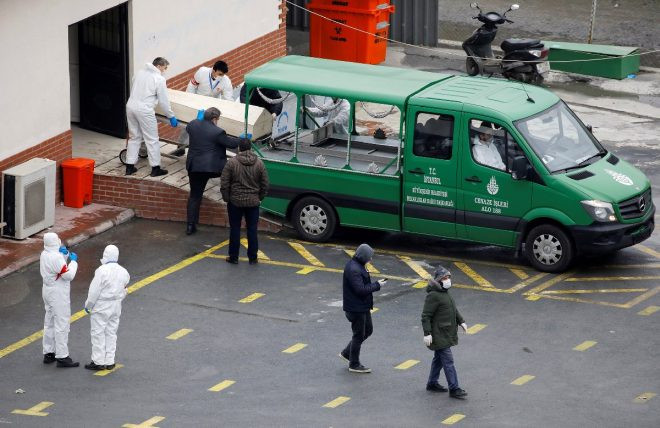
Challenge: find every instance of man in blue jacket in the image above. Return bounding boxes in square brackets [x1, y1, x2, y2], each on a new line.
[340, 243, 386, 373]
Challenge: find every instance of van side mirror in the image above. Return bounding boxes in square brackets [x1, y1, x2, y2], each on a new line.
[511, 155, 529, 180]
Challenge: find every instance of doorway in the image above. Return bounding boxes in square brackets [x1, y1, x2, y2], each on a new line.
[70, 3, 129, 138]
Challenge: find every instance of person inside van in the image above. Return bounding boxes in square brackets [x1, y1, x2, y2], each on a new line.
[472, 123, 505, 170]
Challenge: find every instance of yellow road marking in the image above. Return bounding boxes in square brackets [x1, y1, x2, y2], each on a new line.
[506, 272, 548, 293]
[394, 359, 420, 370]
[323, 396, 350, 408]
[288, 242, 324, 266]
[413, 280, 427, 288]
[566, 276, 660, 281]
[636, 244, 660, 260]
[623, 287, 660, 308]
[208, 380, 235, 392]
[94, 363, 124, 376]
[454, 262, 492, 287]
[467, 324, 487, 335]
[166, 328, 193, 340]
[510, 268, 529, 280]
[541, 288, 648, 295]
[528, 293, 630, 308]
[511, 375, 535, 386]
[11, 401, 54, 417]
[638, 305, 660, 316]
[0, 241, 230, 360]
[604, 263, 660, 269]
[344, 249, 380, 273]
[633, 392, 657, 403]
[282, 343, 307, 354]
[240, 238, 270, 260]
[371, 307, 379, 313]
[573, 340, 597, 351]
[239, 292, 265, 303]
[441, 414, 466, 425]
[123, 416, 166, 427]
[525, 272, 574, 297]
[399, 256, 432, 280]
[296, 266, 316, 275]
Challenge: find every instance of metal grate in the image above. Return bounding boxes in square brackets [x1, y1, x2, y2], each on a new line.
[618, 188, 652, 220]
[24, 178, 46, 229]
[568, 170, 594, 180]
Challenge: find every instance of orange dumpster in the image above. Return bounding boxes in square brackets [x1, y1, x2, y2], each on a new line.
[61, 158, 95, 208]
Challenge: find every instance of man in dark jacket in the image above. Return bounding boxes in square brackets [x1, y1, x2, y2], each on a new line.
[184, 107, 242, 235]
[220, 139, 269, 264]
[239, 85, 283, 117]
[421, 265, 468, 399]
[340, 243, 386, 373]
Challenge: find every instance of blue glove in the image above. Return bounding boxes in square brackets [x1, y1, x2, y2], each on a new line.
[59, 246, 68, 255]
[84, 308, 90, 314]
[197, 109, 205, 120]
[169, 116, 178, 127]
[69, 252, 78, 262]
[239, 133, 252, 140]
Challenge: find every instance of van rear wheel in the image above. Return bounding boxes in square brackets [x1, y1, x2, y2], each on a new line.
[292, 197, 337, 242]
[524, 224, 574, 273]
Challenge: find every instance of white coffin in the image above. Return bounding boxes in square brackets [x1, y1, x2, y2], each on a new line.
[156, 89, 273, 139]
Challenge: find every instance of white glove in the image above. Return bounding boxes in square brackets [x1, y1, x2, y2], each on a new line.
[423, 335, 432, 347]
[377, 279, 387, 286]
[461, 323, 468, 333]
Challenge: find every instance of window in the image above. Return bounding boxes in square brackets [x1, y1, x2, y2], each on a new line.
[413, 113, 454, 160]
[469, 119, 528, 172]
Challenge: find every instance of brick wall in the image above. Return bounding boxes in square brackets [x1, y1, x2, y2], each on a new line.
[92, 174, 282, 233]
[0, 130, 72, 202]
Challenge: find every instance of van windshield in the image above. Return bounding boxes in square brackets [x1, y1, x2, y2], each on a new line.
[515, 101, 606, 173]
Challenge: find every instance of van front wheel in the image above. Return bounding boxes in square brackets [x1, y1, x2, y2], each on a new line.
[524, 225, 574, 273]
[292, 197, 337, 242]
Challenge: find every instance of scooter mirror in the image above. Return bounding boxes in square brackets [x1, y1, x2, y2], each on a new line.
[511, 4, 520, 10]
[470, 2, 479, 9]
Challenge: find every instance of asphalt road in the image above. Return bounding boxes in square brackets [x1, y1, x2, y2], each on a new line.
[1, 219, 658, 427]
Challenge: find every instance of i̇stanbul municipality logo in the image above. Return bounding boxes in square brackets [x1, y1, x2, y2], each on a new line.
[604, 169, 633, 186]
[487, 176, 499, 195]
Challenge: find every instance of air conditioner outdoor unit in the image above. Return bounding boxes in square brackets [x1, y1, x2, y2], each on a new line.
[2, 158, 56, 239]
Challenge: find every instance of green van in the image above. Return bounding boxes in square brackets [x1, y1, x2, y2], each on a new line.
[243, 56, 654, 272]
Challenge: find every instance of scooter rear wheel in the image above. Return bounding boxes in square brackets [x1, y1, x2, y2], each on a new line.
[466, 57, 480, 76]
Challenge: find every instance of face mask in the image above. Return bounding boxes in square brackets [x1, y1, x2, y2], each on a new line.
[441, 279, 452, 289]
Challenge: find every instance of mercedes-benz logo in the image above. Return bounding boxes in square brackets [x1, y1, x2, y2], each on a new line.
[638, 196, 646, 212]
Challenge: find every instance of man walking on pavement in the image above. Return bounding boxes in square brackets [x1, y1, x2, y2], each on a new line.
[83, 245, 130, 371]
[125, 57, 178, 177]
[421, 265, 468, 399]
[340, 244, 386, 373]
[40, 232, 80, 368]
[220, 138, 269, 264]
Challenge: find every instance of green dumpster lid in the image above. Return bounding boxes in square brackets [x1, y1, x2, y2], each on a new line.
[543, 41, 639, 56]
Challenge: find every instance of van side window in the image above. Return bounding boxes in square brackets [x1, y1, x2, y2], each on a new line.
[469, 119, 528, 172]
[413, 113, 454, 160]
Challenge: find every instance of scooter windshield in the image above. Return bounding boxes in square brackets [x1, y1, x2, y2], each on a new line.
[515, 101, 606, 174]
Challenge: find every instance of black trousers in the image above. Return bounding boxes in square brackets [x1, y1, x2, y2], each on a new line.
[342, 311, 373, 366]
[187, 171, 219, 224]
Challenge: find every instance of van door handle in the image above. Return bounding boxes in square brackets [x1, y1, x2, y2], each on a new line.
[465, 176, 482, 183]
[408, 168, 424, 175]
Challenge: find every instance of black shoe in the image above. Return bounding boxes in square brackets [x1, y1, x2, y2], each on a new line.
[105, 363, 116, 370]
[338, 351, 349, 363]
[56, 357, 80, 368]
[150, 166, 168, 177]
[249, 258, 258, 265]
[43, 353, 56, 364]
[426, 383, 448, 392]
[186, 223, 197, 235]
[171, 148, 186, 157]
[225, 257, 238, 264]
[348, 364, 371, 373]
[84, 362, 105, 371]
[125, 164, 137, 176]
[449, 388, 468, 399]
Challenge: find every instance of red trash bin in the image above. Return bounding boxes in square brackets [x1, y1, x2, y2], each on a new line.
[61, 158, 95, 208]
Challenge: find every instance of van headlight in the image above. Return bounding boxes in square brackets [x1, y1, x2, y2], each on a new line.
[581, 200, 616, 222]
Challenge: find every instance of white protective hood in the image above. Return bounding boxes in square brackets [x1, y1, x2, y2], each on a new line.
[101, 245, 119, 264]
[43, 232, 61, 252]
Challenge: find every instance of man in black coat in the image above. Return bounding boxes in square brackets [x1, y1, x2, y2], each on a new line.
[184, 107, 242, 235]
[239, 85, 283, 117]
[340, 243, 386, 373]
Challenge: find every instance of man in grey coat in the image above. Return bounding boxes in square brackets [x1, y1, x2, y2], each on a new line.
[421, 265, 468, 398]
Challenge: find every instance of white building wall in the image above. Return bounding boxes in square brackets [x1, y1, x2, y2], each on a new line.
[0, 0, 280, 162]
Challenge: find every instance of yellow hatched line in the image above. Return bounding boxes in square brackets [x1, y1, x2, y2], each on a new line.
[0, 241, 229, 360]
[505, 272, 548, 293]
[510, 268, 529, 280]
[604, 263, 660, 269]
[94, 363, 124, 376]
[511, 375, 535, 385]
[638, 305, 660, 316]
[524, 272, 574, 300]
[208, 379, 235, 392]
[454, 262, 492, 287]
[370, 307, 379, 313]
[323, 396, 350, 408]
[399, 255, 432, 288]
[122, 416, 166, 428]
[633, 392, 657, 403]
[282, 343, 307, 354]
[527, 293, 630, 308]
[541, 288, 648, 295]
[623, 287, 660, 308]
[239, 292, 265, 303]
[441, 414, 466, 425]
[467, 324, 487, 335]
[240, 238, 270, 260]
[166, 328, 193, 340]
[344, 249, 380, 273]
[12, 401, 54, 417]
[566, 276, 660, 281]
[636, 244, 660, 260]
[288, 242, 324, 266]
[394, 359, 420, 370]
[573, 340, 597, 351]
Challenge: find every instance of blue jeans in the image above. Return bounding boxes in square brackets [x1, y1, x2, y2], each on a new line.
[427, 347, 459, 391]
[227, 203, 260, 261]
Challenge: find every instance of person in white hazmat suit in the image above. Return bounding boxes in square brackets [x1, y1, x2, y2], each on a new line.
[83, 245, 130, 371]
[305, 97, 350, 135]
[125, 57, 178, 178]
[40, 232, 80, 368]
[186, 60, 233, 100]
